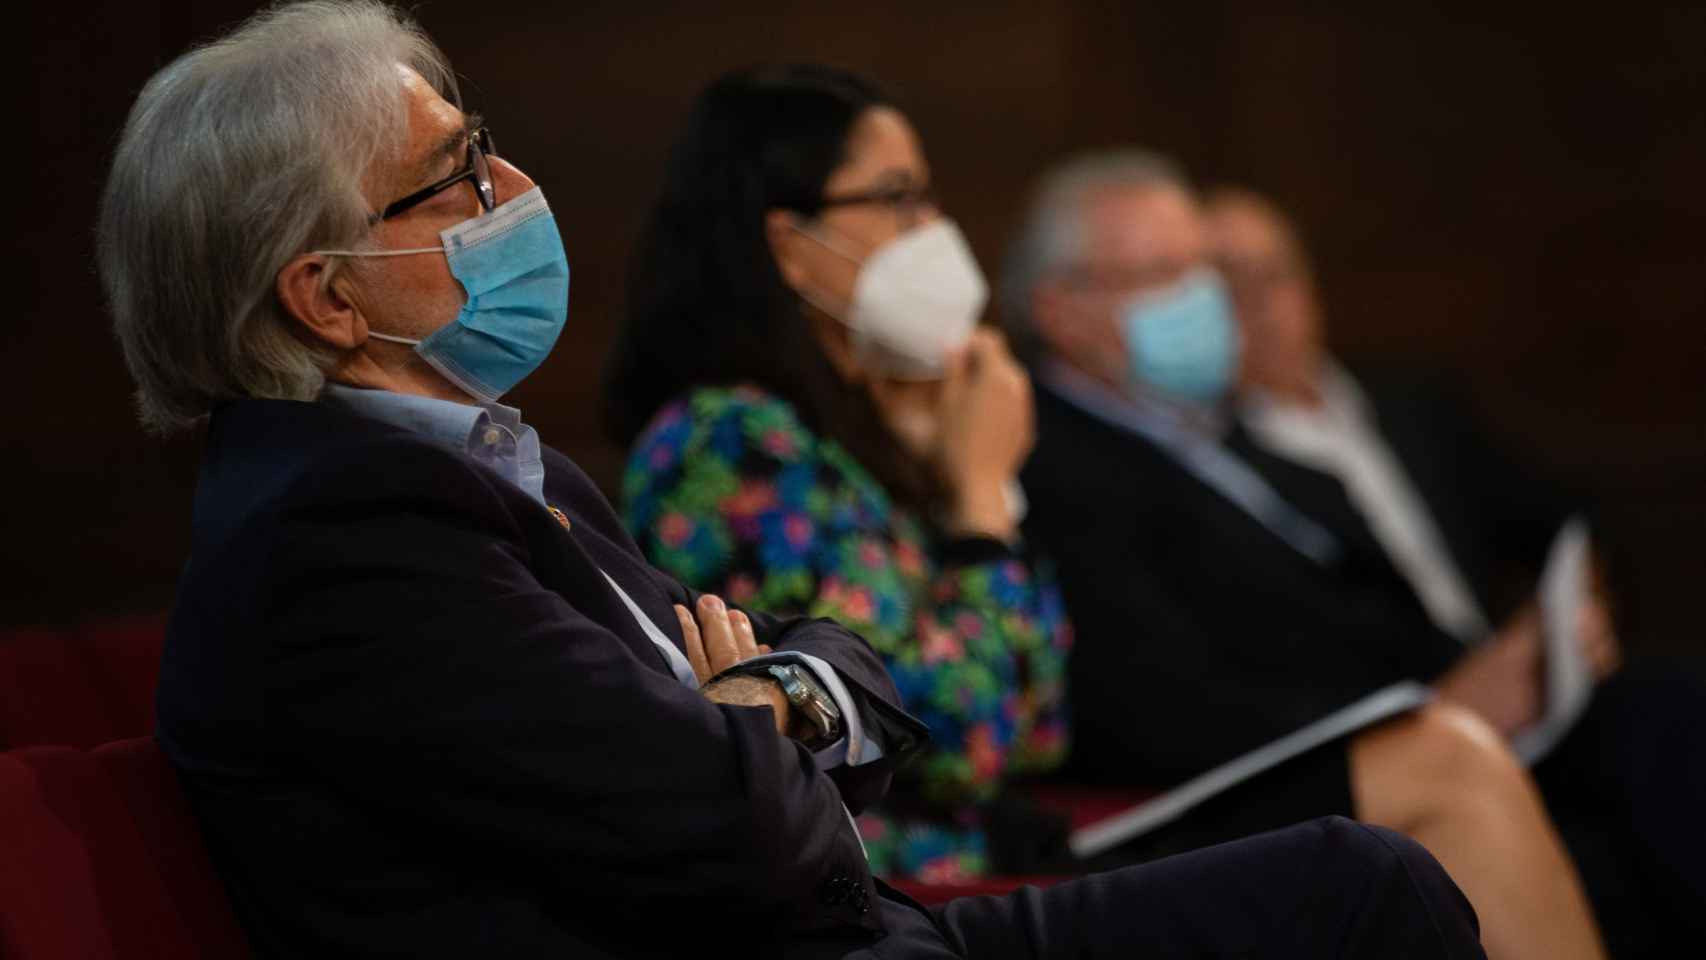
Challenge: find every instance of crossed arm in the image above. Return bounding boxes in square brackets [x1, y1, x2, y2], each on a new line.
[676, 592, 810, 739]
[259, 439, 919, 933]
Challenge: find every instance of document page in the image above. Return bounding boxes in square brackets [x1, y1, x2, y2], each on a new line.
[1069, 681, 1433, 858]
[1070, 519, 1596, 857]
[1510, 517, 1596, 765]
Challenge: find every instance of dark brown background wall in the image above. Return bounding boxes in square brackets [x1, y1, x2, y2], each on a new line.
[15, 2, 1704, 657]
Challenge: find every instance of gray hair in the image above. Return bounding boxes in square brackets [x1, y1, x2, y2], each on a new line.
[998, 149, 1192, 341]
[97, 1, 456, 433]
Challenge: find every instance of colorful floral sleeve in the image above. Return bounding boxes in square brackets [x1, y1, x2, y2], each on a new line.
[911, 538, 1073, 789]
[621, 386, 1072, 874]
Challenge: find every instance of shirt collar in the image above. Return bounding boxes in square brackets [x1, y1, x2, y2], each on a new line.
[1036, 358, 1341, 564]
[1240, 359, 1371, 435]
[319, 383, 546, 506]
[1038, 357, 1231, 444]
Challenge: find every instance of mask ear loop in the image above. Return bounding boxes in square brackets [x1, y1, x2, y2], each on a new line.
[783, 217, 862, 323]
[311, 246, 444, 257]
[301, 247, 445, 347]
[785, 217, 958, 378]
[367, 331, 423, 346]
[787, 218, 864, 263]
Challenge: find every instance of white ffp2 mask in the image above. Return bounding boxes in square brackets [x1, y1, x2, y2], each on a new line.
[795, 219, 988, 379]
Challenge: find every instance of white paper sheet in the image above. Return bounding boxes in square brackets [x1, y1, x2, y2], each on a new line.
[1509, 518, 1596, 765]
[1069, 681, 1434, 858]
[1068, 519, 1596, 857]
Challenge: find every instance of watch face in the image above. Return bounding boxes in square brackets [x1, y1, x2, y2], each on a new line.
[770, 665, 805, 699]
[768, 666, 836, 740]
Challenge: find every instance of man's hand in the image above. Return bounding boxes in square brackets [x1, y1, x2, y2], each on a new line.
[674, 594, 791, 735]
[1436, 588, 1622, 740]
[1580, 577, 1622, 681]
[1435, 604, 1545, 739]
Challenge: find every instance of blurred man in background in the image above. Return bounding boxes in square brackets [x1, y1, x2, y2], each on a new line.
[1007, 149, 1705, 958]
[1201, 186, 1706, 954]
[1206, 187, 1581, 647]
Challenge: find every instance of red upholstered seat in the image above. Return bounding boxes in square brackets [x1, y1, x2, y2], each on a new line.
[0, 616, 168, 749]
[0, 748, 121, 958]
[94, 737, 251, 957]
[0, 627, 126, 748]
[1025, 783, 1160, 833]
[0, 741, 249, 959]
[887, 875, 1066, 905]
[77, 615, 170, 743]
[881, 786, 1165, 905]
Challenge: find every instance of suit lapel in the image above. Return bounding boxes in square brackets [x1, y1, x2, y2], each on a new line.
[1226, 423, 1388, 560]
[521, 463, 692, 677]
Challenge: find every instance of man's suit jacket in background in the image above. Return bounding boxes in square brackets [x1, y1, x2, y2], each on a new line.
[1021, 378, 1463, 792]
[1333, 368, 1575, 627]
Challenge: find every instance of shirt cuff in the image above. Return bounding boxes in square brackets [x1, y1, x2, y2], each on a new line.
[722, 651, 885, 769]
[935, 535, 1018, 567]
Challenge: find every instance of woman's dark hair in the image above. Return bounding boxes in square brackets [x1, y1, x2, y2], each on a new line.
[602, 63, 936, 506]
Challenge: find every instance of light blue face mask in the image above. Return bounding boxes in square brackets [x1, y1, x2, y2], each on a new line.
[1122, 268, 1241, 404]
[318, 186, 570, 402]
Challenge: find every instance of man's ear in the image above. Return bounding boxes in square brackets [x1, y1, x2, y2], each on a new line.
[277, 254, 363, 350]
[1030, 281, 1068, 349]
[764, 209, 812, 290]
[1032, 279, 1129, 385]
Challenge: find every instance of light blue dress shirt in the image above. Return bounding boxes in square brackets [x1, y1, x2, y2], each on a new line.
[1039, 361, 1342, 565]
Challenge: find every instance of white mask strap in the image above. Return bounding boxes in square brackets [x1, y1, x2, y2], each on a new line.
[786, 220, 865, 320]
[794, 284, 850, 322]
[366, 331, 422, 346]
[307, 248, 436, 345]
[787, 219, 863, 263]
[312, 246, 443, 257]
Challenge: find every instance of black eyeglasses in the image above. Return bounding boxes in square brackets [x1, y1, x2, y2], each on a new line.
[373, 127, 497, 223]
[818, 183, 938, 226]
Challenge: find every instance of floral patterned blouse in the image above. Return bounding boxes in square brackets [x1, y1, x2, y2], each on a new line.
[621, 385, 1072, 882]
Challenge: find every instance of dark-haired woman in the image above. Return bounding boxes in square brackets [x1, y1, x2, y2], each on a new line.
[604, 65, 1069, 882]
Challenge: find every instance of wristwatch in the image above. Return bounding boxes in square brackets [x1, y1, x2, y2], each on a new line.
[764, 663, 842, 748]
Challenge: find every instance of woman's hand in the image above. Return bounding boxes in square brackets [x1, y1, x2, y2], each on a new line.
[866, 328, 1034, 540]
[933, 328, 1034, 540]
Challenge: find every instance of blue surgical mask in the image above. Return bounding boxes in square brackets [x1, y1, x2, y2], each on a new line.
[1122, 268, 1240, 404]
[317, 186, 570, 402]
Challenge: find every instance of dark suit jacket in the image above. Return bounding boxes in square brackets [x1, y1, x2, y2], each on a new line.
[1350, 369, 1575, 626]
[156, 398, 927, 958]
[1021, 382, 1463, 789]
